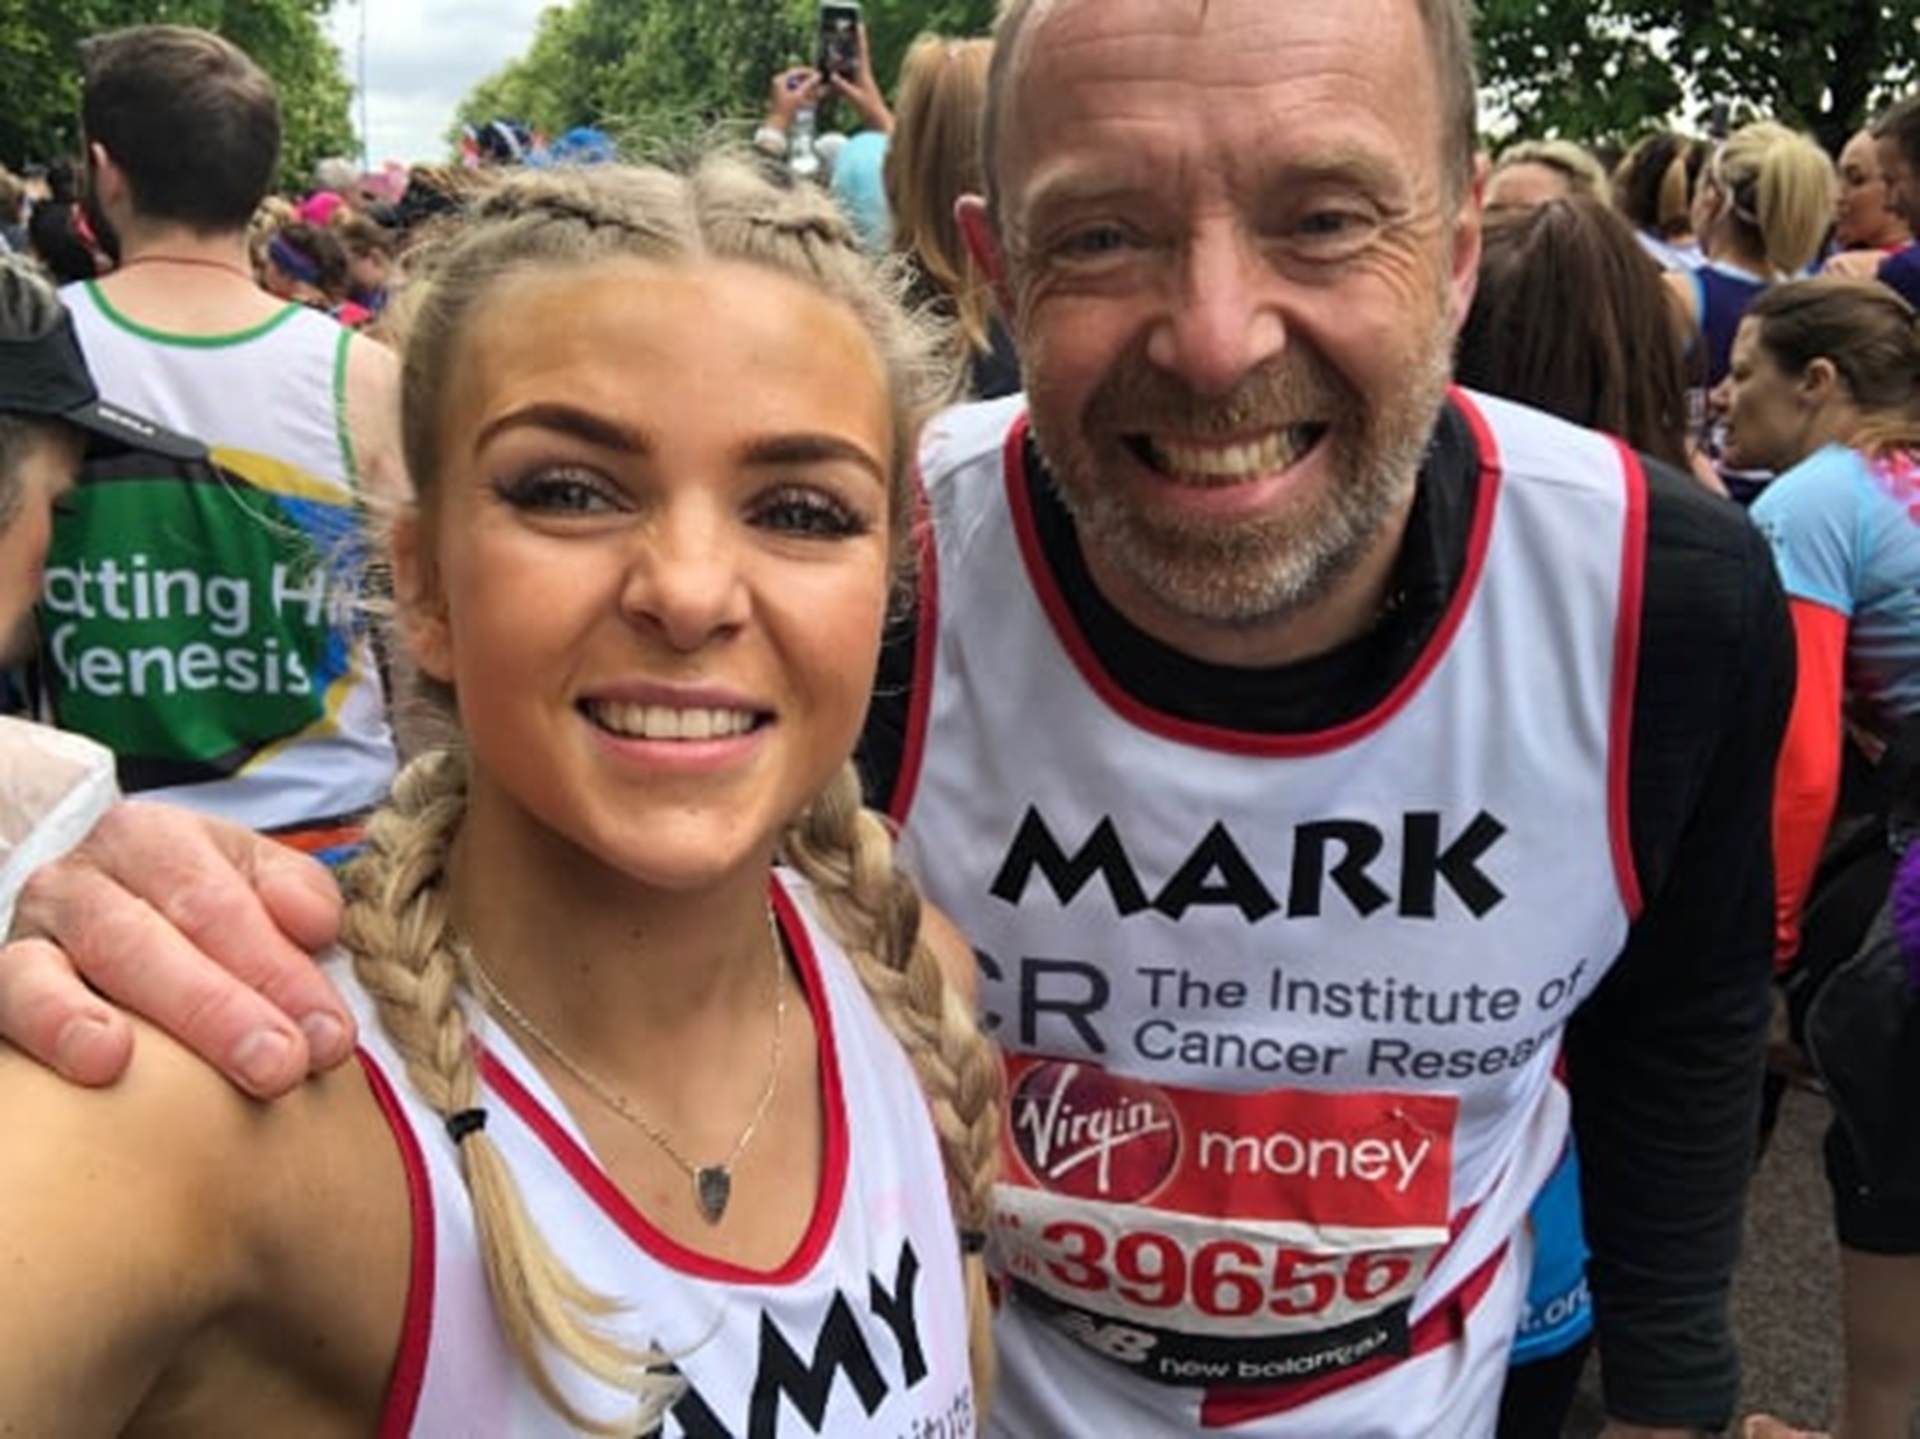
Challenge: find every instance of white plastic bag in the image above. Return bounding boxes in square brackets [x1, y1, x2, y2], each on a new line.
[0, 717, 119, 937]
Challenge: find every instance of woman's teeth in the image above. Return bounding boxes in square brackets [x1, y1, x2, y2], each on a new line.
[585, 702, 758, 740]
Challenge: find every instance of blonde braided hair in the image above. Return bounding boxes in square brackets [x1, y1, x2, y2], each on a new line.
[344, 155, 992, 1426]
[782, 762, 1006, 1403]
[340, 750, 677, 1434]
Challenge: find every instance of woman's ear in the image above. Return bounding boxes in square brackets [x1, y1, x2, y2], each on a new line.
[390, 507, 454, 683]
[1800, 355, 1845, 409]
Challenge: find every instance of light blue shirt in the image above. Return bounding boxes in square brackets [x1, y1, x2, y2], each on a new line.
[1751, 442, 1920, 733]
[829, 129, 892, 256]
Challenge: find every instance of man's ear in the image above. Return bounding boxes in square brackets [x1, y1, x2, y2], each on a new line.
[389, 509, 453, 684]
[85, 142, 122, 204]
[1446, 165, 1487, 334]
[956, 193, 1016, 322]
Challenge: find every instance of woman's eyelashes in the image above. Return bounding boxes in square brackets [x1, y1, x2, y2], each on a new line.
[489, 467, 875, 540]
[750, 484, 874, 540]
[492, 466, 620, 516]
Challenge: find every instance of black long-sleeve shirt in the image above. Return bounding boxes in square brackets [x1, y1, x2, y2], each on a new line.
[860, 398, 1792, 1428]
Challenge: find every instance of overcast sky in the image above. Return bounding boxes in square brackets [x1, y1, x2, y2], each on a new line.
[323, 0, 549, 167]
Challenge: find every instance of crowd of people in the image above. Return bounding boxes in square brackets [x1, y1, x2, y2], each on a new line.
[0, 3, 1917, 1436]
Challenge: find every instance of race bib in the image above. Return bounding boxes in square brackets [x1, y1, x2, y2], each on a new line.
[996, 1056, 1458, 1388]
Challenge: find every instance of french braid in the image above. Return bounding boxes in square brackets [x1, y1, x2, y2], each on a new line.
[782, 761, 1005, 1405]
[340, 749, 678, 1434]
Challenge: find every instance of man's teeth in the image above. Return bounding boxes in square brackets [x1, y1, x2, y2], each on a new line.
[587, 702, 757, 740]
[1151, 427, 1317, 479]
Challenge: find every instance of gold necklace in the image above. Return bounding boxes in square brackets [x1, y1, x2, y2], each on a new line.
[463, 907, 788, 1225]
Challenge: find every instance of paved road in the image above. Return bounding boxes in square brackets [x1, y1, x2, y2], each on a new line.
[1565, 1083, 1848, 1436]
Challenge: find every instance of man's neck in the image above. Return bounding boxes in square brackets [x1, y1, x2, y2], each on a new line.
[112, 223, 253, 275]
[93, 225, 284, 338]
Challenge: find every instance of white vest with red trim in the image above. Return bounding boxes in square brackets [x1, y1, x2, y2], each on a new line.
[894, 391, 1645, 1437]
[333, 872, 976, 1437]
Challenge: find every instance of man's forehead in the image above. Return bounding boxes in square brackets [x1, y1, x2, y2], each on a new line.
[998, 0, 1440, 179]
[1008, 0, 1429, 102]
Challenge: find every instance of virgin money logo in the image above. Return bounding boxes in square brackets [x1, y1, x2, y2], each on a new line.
[1009, 1061, 1180, 1202]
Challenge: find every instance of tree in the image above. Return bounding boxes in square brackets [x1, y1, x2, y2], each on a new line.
[1476, 0, 1920, 154]
[455, 0, 1000, 157]
[0, 0, 355, 192]
[219, 0, 358, 188]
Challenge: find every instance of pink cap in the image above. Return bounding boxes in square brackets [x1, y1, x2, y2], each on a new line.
[297, 190, 346, 226]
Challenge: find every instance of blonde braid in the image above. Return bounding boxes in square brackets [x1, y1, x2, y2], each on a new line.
[781, 762, 1004, 1406]
[340, 749, 679, 1434]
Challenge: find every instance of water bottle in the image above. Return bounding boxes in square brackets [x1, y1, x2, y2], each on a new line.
[788, 106, 821, 182]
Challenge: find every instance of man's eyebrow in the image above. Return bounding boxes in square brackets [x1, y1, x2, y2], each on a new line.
[1015, 155, 1168, 221]
[1262, 146, 1407, 195]
[1023, 172, 1132, 211]
[1018, 146, 1410, 221]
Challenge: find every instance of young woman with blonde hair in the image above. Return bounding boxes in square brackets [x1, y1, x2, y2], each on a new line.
[1666, 120, 1838, 497]
[0, 157, 1001, 1436]
[1482, 137, 1610, 215]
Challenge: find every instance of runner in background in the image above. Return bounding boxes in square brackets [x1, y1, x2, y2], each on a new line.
[37, 24, 405, 863]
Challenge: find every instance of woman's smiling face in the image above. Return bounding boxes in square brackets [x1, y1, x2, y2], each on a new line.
[398, 256, 895, 895]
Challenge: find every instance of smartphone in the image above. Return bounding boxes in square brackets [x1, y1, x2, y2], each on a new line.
[818, 2, 861, 85]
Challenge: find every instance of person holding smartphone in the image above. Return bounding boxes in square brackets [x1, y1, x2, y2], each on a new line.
[752, 11, 891, 171]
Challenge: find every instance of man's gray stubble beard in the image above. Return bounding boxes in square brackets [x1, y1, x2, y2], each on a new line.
[1028, 330, 1454, 633]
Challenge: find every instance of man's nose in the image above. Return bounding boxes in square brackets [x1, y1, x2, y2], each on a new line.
[1145, 223, 1287, 397]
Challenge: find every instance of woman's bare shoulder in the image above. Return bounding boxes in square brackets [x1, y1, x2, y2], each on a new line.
[0, 1021, 408, 1432]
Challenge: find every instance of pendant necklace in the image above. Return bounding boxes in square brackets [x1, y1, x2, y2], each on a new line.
[463, 907, 788, 1225]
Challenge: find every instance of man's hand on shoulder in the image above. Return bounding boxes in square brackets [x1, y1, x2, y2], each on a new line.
[2, 801, 351, 1097]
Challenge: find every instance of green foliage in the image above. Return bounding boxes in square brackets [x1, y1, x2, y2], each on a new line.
[454, 0, 1000, 158]
[224, 0, 358, 188]
[454, 0, 1919, 169]
[0, 0, 355, 193]
[857, 0, 1002, 110]
[1476, 0, 1920, 154]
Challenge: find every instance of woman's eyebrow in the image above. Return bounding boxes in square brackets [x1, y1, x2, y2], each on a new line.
[741, 433, 888, 486]
[475, 402, 649, 455]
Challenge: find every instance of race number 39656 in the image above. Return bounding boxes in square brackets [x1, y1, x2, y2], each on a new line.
[1038, 1221, 1418, 1323]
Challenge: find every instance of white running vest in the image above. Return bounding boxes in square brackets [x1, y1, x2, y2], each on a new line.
[895, 391, 1646, 1437]
[43, 285, 396, 833]
[334, 874, 976, 1437]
